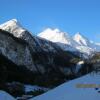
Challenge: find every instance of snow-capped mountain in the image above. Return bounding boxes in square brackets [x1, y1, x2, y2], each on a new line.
[0, 19, 60, 52]
[73, 32, 100, 49]
[0, 19, 100, 57]
[73, 32, 100, 53]
[0, 19, 25, 37]
[38, 28, 79, 52]
[38, 28, 100, 56]
[38, 28, 76, 46]
[73, 32, 91, 46]
[73, 32, 95, 55]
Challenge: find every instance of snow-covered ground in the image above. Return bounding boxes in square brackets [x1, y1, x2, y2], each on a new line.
[30, 73, 100, 100]
[0, 90, 15, 100]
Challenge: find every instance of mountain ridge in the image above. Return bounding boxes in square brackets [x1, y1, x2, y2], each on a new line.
[0, 19, 100, 57]
[38, 28, 100, 56]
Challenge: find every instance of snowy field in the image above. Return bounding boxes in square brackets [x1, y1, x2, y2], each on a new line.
[30, 73, 100, 100]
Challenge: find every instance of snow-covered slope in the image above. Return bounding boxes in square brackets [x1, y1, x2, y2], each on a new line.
[38, 29, 100, 56]
[38, 28, 79, 52]
[30, 73, 100, 100]
[0, 90, 15, 100]
[73, 32, 90, 46]
[38, 28, 74, 45]
[38, 29, 93, 55]
[0, 19, 25, 37]
[73, 32, 100, 54]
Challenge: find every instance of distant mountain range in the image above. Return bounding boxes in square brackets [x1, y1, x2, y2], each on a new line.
[38, 28, 100, 56]
[0, 19, 100, 58]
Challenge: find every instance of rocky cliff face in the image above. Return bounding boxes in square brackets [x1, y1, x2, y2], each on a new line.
[0, 29, 82, 87]
[0, 30, 36, 71]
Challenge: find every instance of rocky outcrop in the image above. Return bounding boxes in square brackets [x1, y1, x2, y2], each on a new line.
[0, 29, 37, 71]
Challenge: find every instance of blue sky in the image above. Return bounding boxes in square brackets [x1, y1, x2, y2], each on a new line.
[0, 0, 100, 42]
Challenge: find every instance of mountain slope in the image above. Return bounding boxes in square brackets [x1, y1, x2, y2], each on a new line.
[30, 73, 100, 100]
[38, 28, 79, 52]
[38, 29, 100, 56]
[38, 28, 74, 45]
[0, 90, 15, 100]
[38, 29, 92, 55]
[1, 19, 100, 57]
[73, 32, 90, 46]
[0, 19, 82, 88]
[0, 19, 25, 37]
[73, 32, 100, 53]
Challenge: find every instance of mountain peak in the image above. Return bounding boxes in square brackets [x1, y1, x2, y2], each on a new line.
[0, 19, 21, 28]
[9, 19, 18, 23]
[38, 28, 79, 52]
[38, 28, 70, 43]
[0, 19, 25, 37]
[74, 32, 84, 39]
[73, 32, 89, 46]
[75, 32, 82, 36]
